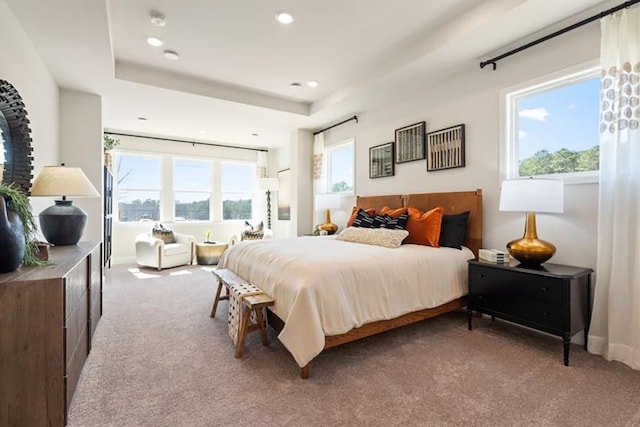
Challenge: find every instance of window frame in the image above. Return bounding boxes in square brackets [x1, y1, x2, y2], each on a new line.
[500, 60, 600, 185]
[113, 152, 162, 223]
[220, 160, 256, 222]
[173, 157, 212, 222]
[325, 138, 355, 196]
[113, 150, 259, 224]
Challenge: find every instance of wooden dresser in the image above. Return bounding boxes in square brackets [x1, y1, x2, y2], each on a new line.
[0, 241, 102, 427]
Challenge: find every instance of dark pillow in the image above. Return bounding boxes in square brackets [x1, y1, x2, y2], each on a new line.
[152, 223, 176, 244]
[352, 209, 377, 228]
[380, 212, 409, 230]
[438, 211, 470, 249]
[346, 207, 375, 227]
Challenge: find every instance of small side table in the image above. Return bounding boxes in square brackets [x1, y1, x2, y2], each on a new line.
[467, 260, 593, 366]
[196, 241, 228, 265]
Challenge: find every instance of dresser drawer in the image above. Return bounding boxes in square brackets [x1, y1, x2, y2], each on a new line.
[469, 264, 563, 331]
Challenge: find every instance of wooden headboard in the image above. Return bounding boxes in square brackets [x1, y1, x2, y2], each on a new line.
[356, 189, 483, 258]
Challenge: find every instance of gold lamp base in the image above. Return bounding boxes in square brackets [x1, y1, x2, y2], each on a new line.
[507, 212, 556, 267]
[318, 209, 338, 235]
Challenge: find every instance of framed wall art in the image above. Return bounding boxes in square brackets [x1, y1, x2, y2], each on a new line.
[277, 168, 291, 220]
[369, 142, 395, 179]
[395, 121, 426, 163]
[426, 124, 465, 171]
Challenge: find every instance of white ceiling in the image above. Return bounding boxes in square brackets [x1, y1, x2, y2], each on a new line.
[6, 0, 615, 150]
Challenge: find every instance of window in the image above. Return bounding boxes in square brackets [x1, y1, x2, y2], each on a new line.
[173, 158, 211, 221]
[504, 65, 600, 182]
[221, 162, 254, 220]
[116, 154, 161, 222]
[326, 139, 354, 194]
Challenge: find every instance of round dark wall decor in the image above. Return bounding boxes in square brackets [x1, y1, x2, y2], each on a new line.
[0, 79, 34, 195]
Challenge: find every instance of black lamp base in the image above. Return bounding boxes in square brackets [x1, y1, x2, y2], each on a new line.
[39, 200, 87, 246]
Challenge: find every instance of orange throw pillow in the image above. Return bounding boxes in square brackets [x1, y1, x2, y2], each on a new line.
[346, 207, 375, 227]
[379, 206, 408, 218]
[404, 206, 444, 247]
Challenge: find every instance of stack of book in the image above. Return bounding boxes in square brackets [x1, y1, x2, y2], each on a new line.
[479, 249, 510, 264]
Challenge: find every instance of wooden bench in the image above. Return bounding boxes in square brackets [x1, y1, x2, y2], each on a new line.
[210, 269, 274, 358]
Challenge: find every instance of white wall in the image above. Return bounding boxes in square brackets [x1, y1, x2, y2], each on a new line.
[59, 90, 103, 243]
[304, 23, 601, 270]
[0, 0, 59, 231]
[110, 134, 267, 264]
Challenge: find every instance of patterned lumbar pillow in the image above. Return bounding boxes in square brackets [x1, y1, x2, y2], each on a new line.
[151, 223, 176, 244]
[336, 227, 409, 248]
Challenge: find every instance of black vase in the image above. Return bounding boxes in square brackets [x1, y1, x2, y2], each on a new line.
[0, 195, 26, 273]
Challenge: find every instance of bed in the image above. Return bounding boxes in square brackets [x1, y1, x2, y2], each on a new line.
[217, 189, 482, 378]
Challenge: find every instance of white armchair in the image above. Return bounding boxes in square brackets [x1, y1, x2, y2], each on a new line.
[135, 231, 196, 270]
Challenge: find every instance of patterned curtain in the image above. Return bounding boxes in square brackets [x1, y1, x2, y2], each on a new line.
[256, 151, 268, 179]
[313, 133, 326, 192]
[588, 5, 640, 370]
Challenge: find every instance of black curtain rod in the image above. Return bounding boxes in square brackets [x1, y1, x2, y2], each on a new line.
[480, 0, 640, 70]
[105, 131, 268, 152]
[313, 115, 358, 135]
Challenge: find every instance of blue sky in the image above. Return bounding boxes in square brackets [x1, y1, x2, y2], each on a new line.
[517, 77, 600, 160]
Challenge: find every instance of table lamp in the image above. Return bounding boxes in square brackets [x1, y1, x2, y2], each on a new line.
[257, 177, 278, 229]
[499, 178, 564, 266]
[30, 164, 100, 245]
[315, 193, 341, 235]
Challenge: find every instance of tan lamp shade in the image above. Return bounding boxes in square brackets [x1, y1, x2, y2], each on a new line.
[31, 165, 99, 197]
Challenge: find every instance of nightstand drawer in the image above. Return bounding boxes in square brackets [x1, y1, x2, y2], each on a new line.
[469, 264, 563, 331]
[470, 266, 561, 304]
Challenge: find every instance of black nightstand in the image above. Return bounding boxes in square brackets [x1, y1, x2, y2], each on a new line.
[467, 260, 593, 366]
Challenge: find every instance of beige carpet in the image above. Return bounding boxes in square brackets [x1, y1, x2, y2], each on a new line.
[67, 264, 640, 427]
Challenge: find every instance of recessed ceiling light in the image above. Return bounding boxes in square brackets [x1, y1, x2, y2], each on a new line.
[199, 130, 207, 134]
[146, 36, 164, 47]
[290, 82, 302, 89]
[307, 80, 319, 88]
[163, 50, 179, 60]
[150, 11, 167, 27]
[275, 11, 294, 24]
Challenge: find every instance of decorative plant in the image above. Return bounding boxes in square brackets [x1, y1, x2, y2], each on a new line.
[0, 182, 44, 266]
[103, 134, 120, 151]
[103, 134, 120, 171]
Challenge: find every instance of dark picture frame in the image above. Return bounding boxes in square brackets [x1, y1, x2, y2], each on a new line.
[277, 168, 291, 220]
[369, 142, 395, 179]
[395, 121, 426, 164]
[426, 124, 465, 171]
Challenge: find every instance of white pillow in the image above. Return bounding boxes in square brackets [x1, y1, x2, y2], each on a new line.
[335, 227, 409, 248]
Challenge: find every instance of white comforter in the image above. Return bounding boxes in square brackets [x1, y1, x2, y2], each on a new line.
[217, 236, 473, 367]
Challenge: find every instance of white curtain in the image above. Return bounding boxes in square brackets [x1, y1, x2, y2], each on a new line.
[588, 5, 640, 370]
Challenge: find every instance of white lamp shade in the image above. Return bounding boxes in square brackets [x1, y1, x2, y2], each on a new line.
[257, 177, 279, 191]
[315, 193, 341, 210]
[499, 178, 564, 214]
[31, 165, 100, 197]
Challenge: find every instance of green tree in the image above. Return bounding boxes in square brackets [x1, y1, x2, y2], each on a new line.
[519, 146, 599, 176]
[223, 199, 252, 220]
[576, 145, 599, 171]
[331, 181, 353, 193]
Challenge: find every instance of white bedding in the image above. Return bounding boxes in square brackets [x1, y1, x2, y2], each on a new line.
[217, 235, 473, 367]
